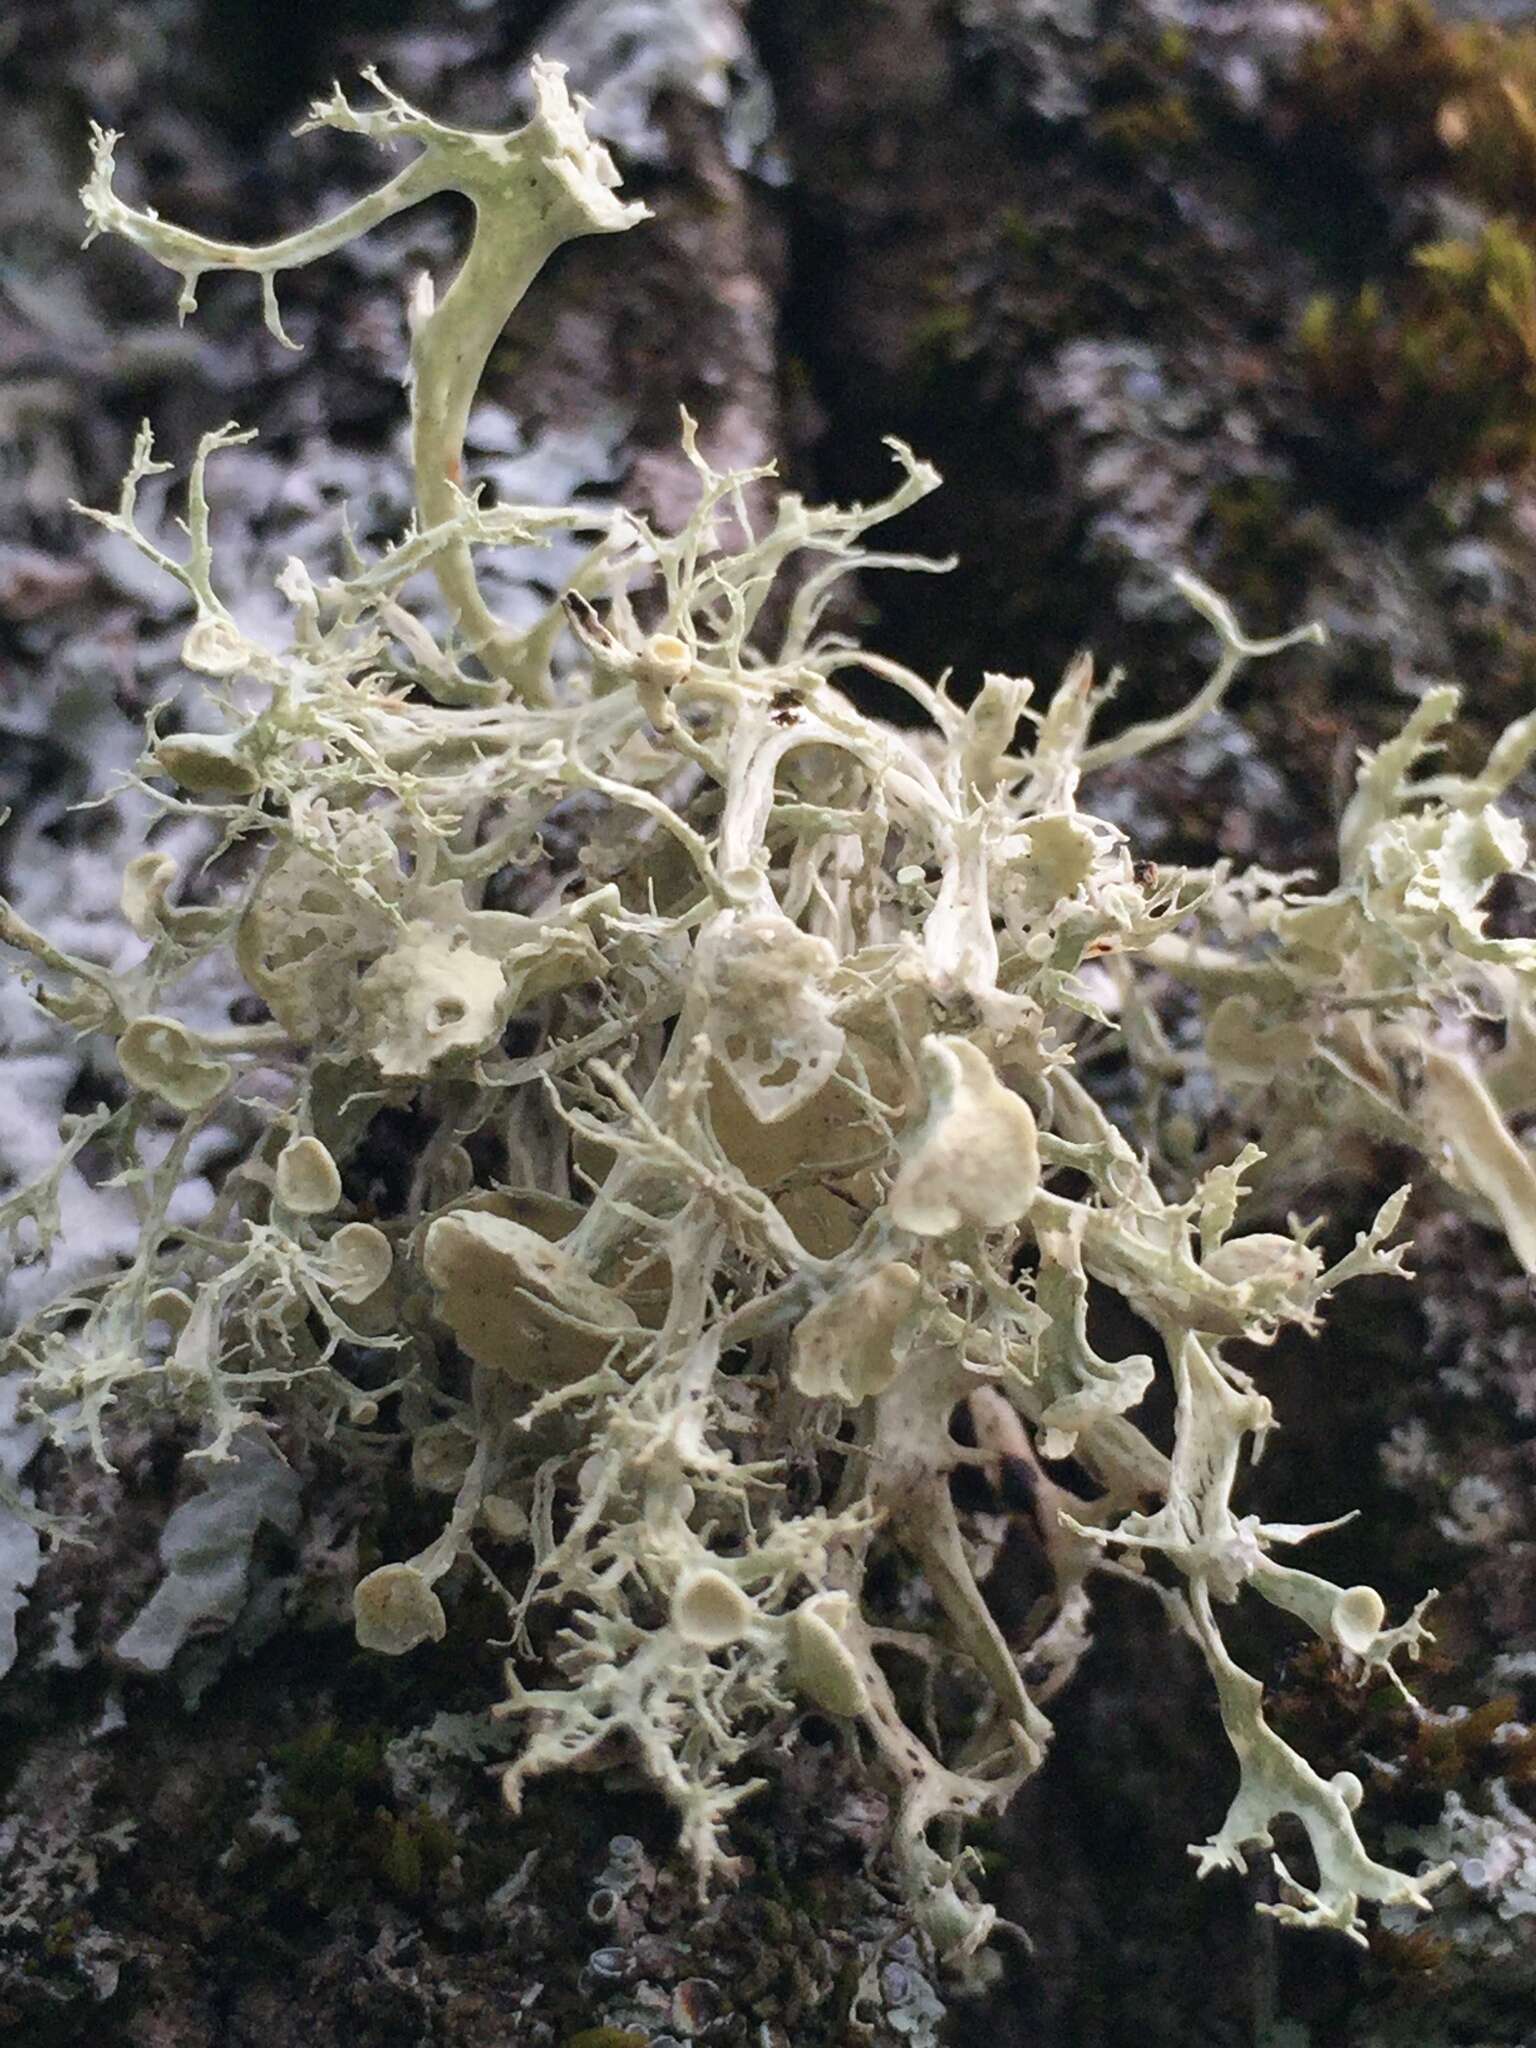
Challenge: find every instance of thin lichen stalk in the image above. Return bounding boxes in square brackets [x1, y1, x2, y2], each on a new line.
[82, 60, 647, 701]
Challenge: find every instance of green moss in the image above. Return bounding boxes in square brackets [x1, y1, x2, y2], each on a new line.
[1271, 1645, 1536, 1821]
[1301, 222, 1536, 476]
[1301, 1, 1536, 214]
[1091, 92, 1200, 159]
[1298, 0, 1469, 157]
[267, 1720, 457, 1907]
[1088, 29, 1202, 159]
[280, 1719, 383, 1783]
[1296, 2, 1536, 477]
[365, 1804, 459, 1902]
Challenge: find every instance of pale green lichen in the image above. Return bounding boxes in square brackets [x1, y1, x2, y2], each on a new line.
[11, 55, 1536, 1961]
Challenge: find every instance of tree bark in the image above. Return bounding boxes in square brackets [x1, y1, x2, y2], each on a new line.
[3, 4, 1535, 2044]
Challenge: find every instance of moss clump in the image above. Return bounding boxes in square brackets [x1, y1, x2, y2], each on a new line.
[1302, 224, 1536, 477]
[1301, 1, 1536, 214]
[1088, 31, 1202, 161]
[270, 1722, 458, 1908]
[1090, 93, 1199, 160]
[1297, 2, 1536, 476]
[1271, 1643, 1536, 1828]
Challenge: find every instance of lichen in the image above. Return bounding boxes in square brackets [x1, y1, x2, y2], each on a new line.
[7, 52, 1534, 1967]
